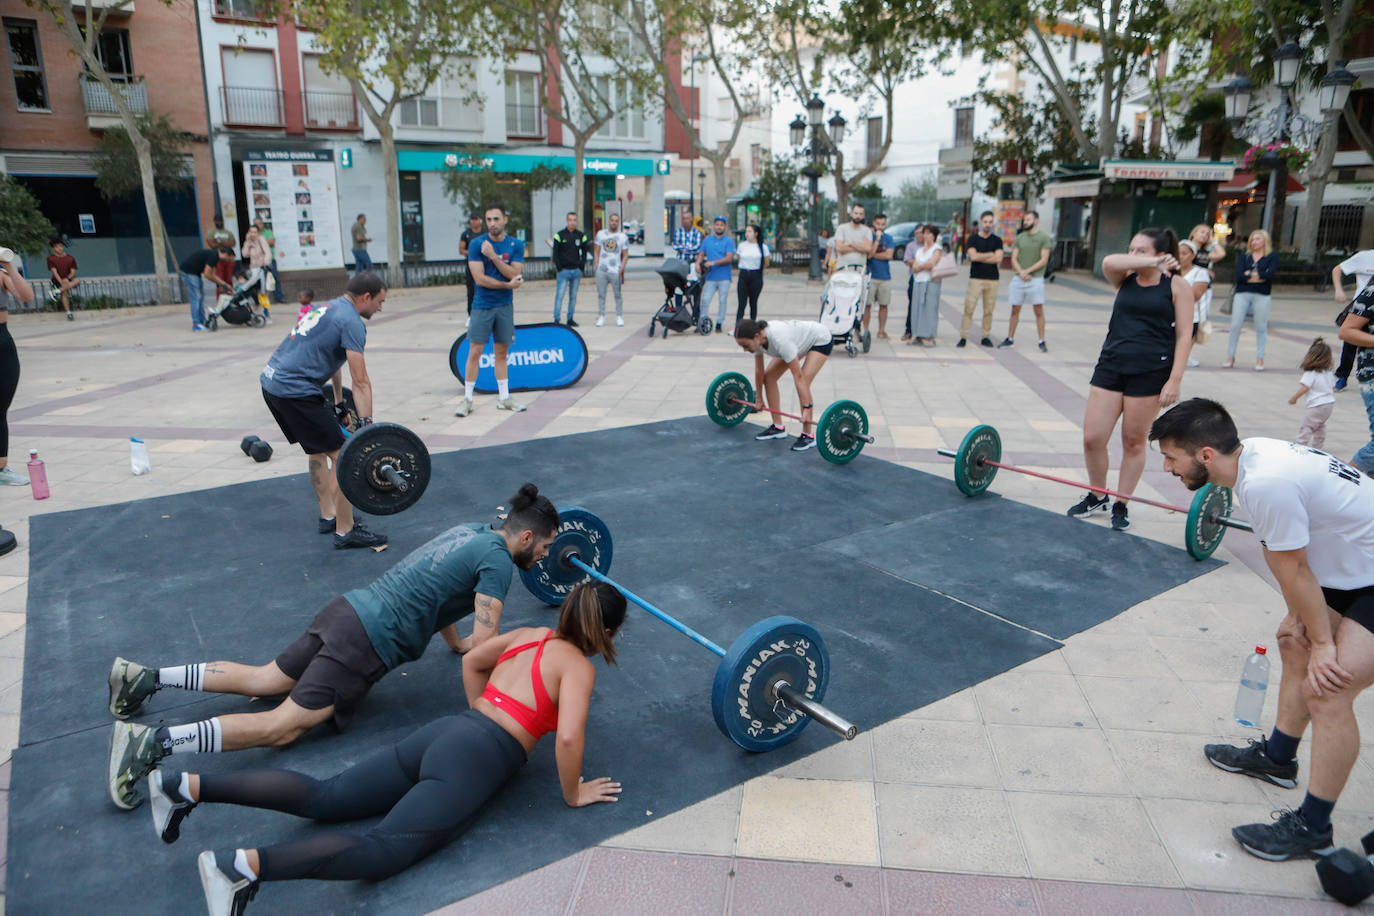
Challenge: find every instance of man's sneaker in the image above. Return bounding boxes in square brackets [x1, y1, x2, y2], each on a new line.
[66, 311, 74, 321]
[198, 850, 259, 916]
[1232, 809, 1334, 861]
[1203, 738, 1299, 788]
[596, 316, 605, 327]
[1066, 493, 1110, 518]
[334, 523, 387, 550]
[1110, 501, 1130, 531]
[979, 336, 995, 347]
[956, 338, 967, 348]
[754, 424, 788, 441]
[997, 337, 1014, 348]
[496, 398, 525, 412]
[616, 316, 624, 326]
[149, 769, 196, 843]
[1336, 377, 1348, 392]
[0, 466, 29, 486]
[567, 318, 579, 328]
[1038, 341, 1048, 353]
[109, 656, 158, 719]
[453, 399, 473, 418]
[109, 721, 167, 809]
[791, 434, 816, 452]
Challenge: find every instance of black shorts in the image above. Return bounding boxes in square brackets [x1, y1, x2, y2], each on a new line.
[809, 342, 834, 356]
[275, 596, 389, 730]
[262, 388, 345, 456]
[1322, 585, 1374, 635]
[1089, 364, 1172, 398]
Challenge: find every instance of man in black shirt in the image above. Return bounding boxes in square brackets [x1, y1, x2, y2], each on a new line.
[458, 211, 482, 322]
[959, 210, 1003, 348]
[550, 211, 591, 327]
[178, 247, 235, 331]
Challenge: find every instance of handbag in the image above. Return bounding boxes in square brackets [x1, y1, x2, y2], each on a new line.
[930, 251, 958, 281]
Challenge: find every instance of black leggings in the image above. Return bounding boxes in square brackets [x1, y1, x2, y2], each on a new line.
[1338, 340, 1357, 381]
[195, 711, 526, 882]
[0, 324, 18, 460]
[736, 269, 763, 324]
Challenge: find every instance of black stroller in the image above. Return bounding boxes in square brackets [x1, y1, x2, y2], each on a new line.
[206, 266, 269, 331]
[650, 258, 709, 337]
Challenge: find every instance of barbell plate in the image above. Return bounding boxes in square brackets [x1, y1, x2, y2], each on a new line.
[705, 371, 755, 427]
[816, 400, 869, 465]
[953, 425, 1001, 496]
[711, 615, 830, 753]
[519, 506, 613, 606]
[335, 422, 431, 516]
[1185, 483, 1232, 560]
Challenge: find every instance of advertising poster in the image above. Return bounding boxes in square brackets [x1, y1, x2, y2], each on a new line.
[244, 150, 344, 270]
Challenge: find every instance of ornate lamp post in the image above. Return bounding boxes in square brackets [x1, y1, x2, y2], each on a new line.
[793, 94, 838, 281]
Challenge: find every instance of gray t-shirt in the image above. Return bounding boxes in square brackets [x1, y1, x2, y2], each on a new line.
[344, 523, 514, 669]
[260, 296, 367, 399]
[833, 222, 873, 270]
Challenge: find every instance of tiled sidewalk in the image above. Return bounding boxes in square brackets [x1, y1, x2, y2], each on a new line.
[0, 267, 1366, 913]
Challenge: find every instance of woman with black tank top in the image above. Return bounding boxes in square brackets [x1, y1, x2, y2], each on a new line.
[1068, 228, 1195, 532]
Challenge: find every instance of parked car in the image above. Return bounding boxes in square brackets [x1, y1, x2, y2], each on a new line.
[885, 221, 919, 258]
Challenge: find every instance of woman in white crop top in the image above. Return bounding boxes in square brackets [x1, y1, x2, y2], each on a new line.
[733, 317, 833, 452]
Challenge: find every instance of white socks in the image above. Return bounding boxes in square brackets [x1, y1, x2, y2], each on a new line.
[157, 664, 206, 691]
[160, 718, 223, 755]
[464, 381, 476, 400]
[498, 378, 510, 400]
[234, 849, 258, 881]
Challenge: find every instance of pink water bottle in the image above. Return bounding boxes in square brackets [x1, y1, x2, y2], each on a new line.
[27, 449, 48, 500]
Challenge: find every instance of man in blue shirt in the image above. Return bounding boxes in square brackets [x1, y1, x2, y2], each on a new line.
[456, 204, 526, 417]
[259, 272, 387, 550]
[865, 212, 895, 340]
[671, 210, 704, 313]
[698, 216, 736, 333]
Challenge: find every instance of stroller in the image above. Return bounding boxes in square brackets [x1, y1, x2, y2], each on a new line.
[650, 258, 709, 337]
[818, 265, 871, 357]
[206, 266, 269, 331]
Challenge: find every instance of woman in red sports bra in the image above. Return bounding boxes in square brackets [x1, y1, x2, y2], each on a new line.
[146, 581, 628, 915]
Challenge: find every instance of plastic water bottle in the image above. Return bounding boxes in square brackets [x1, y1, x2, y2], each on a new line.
[27, 449, 48, 500]
[1234, 646, 1269, 728]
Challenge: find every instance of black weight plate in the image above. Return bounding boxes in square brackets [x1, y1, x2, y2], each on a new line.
[335, 422, 431, 516]
[519, 506, 613, 606]
[953, 425, 1001, 496]
[711, 616, 829, 752]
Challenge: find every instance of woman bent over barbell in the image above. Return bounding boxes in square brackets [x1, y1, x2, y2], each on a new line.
[734, 318, 833, 453]
[148, 581, 626, 916]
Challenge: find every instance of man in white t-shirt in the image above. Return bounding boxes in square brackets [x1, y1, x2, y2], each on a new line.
[1150, 398, 1374, 862]
[733, 318, 833, 452]
[1333, 250, 1374, 391]
[593, 213, 630, 327]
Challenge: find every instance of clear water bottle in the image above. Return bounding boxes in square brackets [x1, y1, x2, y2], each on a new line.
[1234, 646, 1269, 728]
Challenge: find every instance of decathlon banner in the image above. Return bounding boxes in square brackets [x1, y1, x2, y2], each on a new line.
[448, 322, 589, 393]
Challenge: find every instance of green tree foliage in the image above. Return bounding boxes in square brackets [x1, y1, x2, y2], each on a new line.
[0, 173, 57, 255]
[887, 174, 965, 224]
[92, 113, 192, 201]
[441, 153, 572, 238]
[962, 78, 1098, 196]
[752, 152, 808, 241]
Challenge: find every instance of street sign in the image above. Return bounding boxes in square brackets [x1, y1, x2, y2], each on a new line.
[938, 164, 974, 199]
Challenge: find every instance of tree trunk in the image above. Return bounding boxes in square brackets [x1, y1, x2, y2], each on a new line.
[712, 159, 727, 228]
[1296, 114, 1341, 262]
[572, 131, 588, 226]
[129, 128, 173, 302]
[378, 120, 403, 286]
[833, 150, 849, 215]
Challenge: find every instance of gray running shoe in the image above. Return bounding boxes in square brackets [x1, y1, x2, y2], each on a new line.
[1232, 808, 1333, 861]
[109, 656, 158, 719]
[109, 721, 166, 810]
[496, 398, 526, 412]
[198, 850, 259, 916]
[0, 466, 28, 486]
[149, 768, 196, 843]
[454, 398, 473, 417]
[1204, 738, 1298, 788]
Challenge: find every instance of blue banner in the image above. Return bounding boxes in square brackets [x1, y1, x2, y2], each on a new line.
[449, 322, 589, 393]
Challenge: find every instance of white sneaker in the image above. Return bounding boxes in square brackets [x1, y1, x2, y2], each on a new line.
[0, 467, 29, 486]
[616, 316, 624, 326]
[454, 399, 473, 418]
[1187, 357, 1200, 367]
[596, 316, 605, 327]
[496, 398, 526, 412]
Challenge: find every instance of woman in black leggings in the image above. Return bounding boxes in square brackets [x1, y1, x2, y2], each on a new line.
[734, 224, 769, 326]
[0, 255, 30, 523]
[150, 582, 627, 915]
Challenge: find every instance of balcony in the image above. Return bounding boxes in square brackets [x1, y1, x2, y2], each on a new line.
[79, 74, 147, 129]
[79, 0, 136, 13]
[221, 85, 284, 128]
[303, 90, 359, 130]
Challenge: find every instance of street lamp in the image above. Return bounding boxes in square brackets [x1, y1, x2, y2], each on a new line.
[688, 51, 707, 218]
[789, 114, 806, 148]
[1223, 74, 1254, 122]
[1319, 61, 1357, 117]
[791, 95, 844, 280]
[698, 169, 706, 216]
[828, 111, 847, 146]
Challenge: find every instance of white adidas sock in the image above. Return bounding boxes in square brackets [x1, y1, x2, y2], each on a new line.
[497, 378, 510, 400]
[157, 664, 207, 691]
[159, 718, 223, 755]
[464, 380, 476, 400]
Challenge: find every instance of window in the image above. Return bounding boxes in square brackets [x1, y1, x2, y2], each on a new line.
[302, 53, 355, 128]
[505, 71, 540, 136]
[78, 27, 133, 78]
[1134, 111, 1146, 143]
[4, 19, 48, 111]
[221, 47, 281, 125]
[593, 76, 644, 140]
[401, 97, 439, 127]
[214, 0, 272, 19]
[954, 106, 974, 146]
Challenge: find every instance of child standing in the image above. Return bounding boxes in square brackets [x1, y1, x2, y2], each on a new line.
[295, 288, 315, 322]
[1289, 337, 1337, 448]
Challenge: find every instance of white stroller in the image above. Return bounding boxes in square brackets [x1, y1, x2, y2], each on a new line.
[818, 265, 871, 357]
[206, 266, 270, 331]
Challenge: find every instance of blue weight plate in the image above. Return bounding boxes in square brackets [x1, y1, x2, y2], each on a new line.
[711, 616, 830, 752]
[519, 506, 613, 606]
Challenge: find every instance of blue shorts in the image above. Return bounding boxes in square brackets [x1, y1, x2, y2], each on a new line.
[469, 304, 515, 346]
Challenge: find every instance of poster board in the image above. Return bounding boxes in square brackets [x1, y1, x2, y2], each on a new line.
[244, 150, 344, 270]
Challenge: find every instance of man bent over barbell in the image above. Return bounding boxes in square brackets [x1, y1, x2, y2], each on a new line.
[104, 484, 559, 810]
[1151, 399, 1374, 861]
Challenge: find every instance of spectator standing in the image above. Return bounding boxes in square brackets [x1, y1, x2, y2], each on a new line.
[1340, 282, 1374, 473]
[959, 210, 1001, 347]
[45, 237, 79, 320]
[459, 211, 482, 324]
[1224, 229, 1278, 371]
[351, 214, 373, 275]
[1289, 338, 1337, 449]
[734, 223, 769, 325]
[832, 204, 874, 273]
[206, 215, 236, 288]
[0, 248, 32, 500]
[179, 246, 235, 331]
[1331, 248, 1374, 391]
[947, 212, 963, 263]
[1188, 224, 1227, 276]
[241, 226, 274, 322]
[455, 204, 525, 417]
[816, 227, 832, 272]
[865, 213, 895, 340]
[593, 212, 630, 327]
[698, 216, 735, 333]
[904, 224, 943, 346]
[672, 210, 704, 314]
[998, 210, 1052, 351]
[551, 212, 591, 327]
[1179, 240, 1212, 368]
[253, 218, 284, 304]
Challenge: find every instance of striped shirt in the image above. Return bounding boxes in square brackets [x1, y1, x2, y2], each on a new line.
[673, 226, 703, 259]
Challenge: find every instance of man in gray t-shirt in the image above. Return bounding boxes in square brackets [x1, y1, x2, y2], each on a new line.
[260, 272, 388, 549]
[833, 203, 875, 271]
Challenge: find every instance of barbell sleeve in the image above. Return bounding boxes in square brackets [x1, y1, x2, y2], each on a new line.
[774, 682, 858, 740]
[1213, 514, 1253, 533]
[378, 464, 408, 492]
[568, 554, 729, 657]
